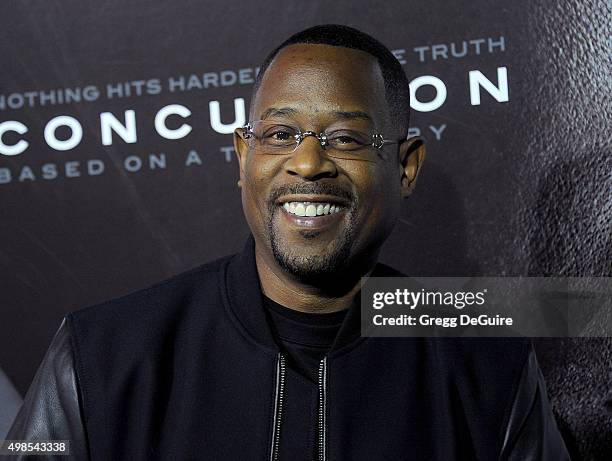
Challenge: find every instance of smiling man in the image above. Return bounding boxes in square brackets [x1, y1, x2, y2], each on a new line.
[7, 25, 569, 460]
[236, 37, 415, 312]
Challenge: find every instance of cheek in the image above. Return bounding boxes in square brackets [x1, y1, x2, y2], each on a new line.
[353, 163, 395, 209]
[241, 156, 280, 220]
[355, 165, 400, 229]
[244, 154, 272, 186]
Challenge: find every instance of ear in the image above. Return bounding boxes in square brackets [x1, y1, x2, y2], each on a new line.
[398, 136, 426, 198]
[233, 128, 249, 188]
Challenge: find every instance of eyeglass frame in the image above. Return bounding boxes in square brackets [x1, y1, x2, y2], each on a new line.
[240, 120, 401, 153]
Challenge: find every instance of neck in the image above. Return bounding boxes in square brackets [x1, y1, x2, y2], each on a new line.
[255, 246, 377, 314]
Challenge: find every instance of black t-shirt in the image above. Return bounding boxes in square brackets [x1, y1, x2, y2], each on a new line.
[262, 295, 349, 459]
[263, 295, 348, 382]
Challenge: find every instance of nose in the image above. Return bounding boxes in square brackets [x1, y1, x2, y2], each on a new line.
[284, 135, 338, 180]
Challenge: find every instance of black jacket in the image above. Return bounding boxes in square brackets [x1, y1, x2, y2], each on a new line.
[6, 237, 570, 460]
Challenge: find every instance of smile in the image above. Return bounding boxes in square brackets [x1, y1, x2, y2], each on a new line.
[282, 201, 342, 217]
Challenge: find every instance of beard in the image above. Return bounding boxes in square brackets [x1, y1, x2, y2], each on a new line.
[265, 182, 358, 283]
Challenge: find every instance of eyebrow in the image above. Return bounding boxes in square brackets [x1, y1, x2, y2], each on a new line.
[260, 107, 298, 120]
[259, 107, 373, 123]
[331, 110, 373, 122]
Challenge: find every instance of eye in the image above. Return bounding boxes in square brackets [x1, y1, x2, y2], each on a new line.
[260, 125, 297, 145]
[327, 131, 369, 150]
[270, 129, 292, 141]
[335, 135, 359, 144]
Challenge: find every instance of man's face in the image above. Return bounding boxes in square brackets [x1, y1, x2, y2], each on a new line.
[235, 44, 405, 281]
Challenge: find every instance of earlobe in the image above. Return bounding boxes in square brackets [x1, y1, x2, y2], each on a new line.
[399, 136, 426, 198]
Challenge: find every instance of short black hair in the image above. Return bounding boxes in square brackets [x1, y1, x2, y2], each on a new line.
[252, 24, 411, 137]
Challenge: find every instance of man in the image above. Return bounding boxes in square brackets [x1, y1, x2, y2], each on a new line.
[6, 25, 569, 460]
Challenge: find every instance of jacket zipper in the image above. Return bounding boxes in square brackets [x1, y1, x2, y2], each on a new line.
[269, 354, 328, 461]
[269, 353, 286, 461]
[317, 357, 328, 461]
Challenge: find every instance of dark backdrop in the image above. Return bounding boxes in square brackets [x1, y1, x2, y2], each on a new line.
[1, 0, 610, 459]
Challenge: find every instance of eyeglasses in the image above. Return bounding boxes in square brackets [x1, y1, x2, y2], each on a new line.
[239, 120, 400, 160]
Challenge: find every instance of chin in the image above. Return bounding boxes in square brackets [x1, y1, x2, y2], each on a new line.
[266, 205, 362, 281]
[271, 236, 352, 281]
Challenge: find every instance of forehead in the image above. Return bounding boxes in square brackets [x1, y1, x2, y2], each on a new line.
[252, 43, 387, 124]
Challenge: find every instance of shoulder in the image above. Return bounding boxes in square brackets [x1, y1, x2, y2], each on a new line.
[66, 254, 233, 331]
[432, 337, 531, 381]
[6, 318, 88, 451]
[431, 338, 533, 427]
[371, 262, 406, 277]
[433, 337, 530, 362]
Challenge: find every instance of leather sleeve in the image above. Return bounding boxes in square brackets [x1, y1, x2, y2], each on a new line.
[499, 343, 571, 460]
[3, 318, 90, 460]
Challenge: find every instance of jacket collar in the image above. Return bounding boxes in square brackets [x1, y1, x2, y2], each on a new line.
[225, 236, 277, 351]
[224, 235, 404, 355]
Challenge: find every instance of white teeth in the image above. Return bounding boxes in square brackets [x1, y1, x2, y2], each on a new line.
[305, 204, 317, 217]
[282, 201, 342, 217]
[294, 203, 306, 216]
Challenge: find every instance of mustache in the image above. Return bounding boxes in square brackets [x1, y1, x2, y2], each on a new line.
[268, 182, 355, 205]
